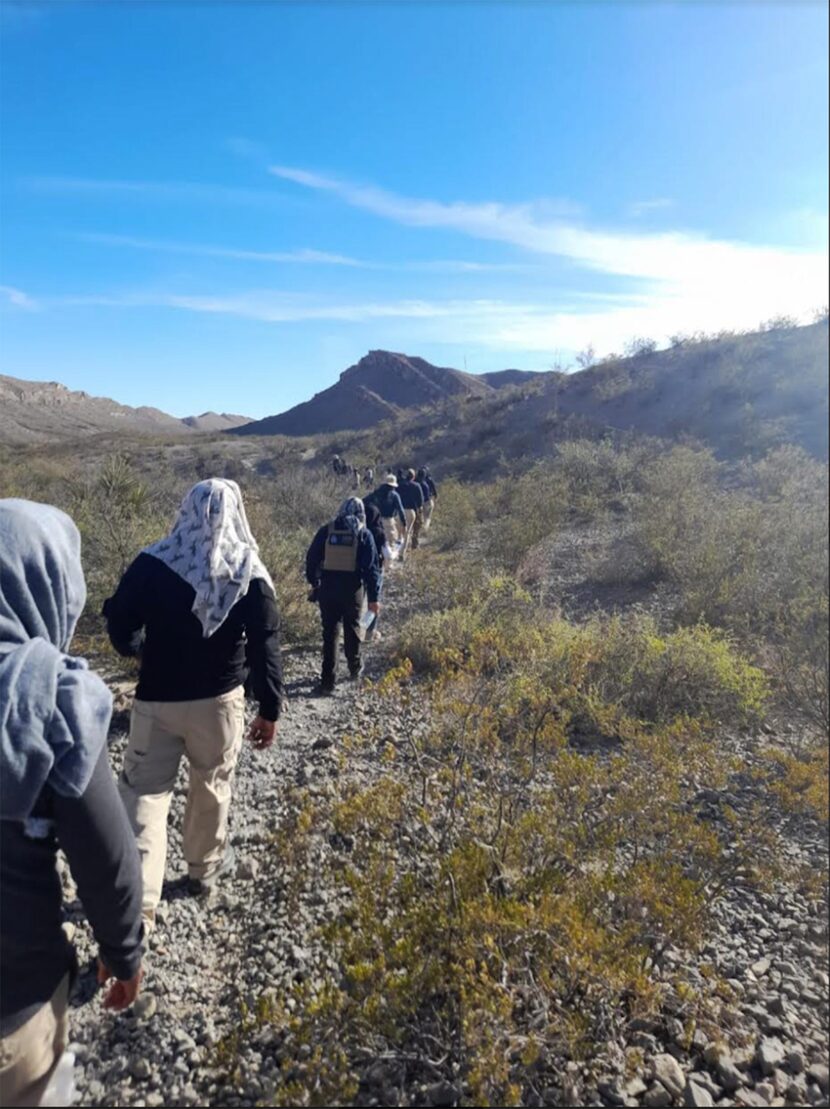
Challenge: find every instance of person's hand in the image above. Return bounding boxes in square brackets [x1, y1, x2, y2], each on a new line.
[247, 716, 277, 749]
[97, 959, 143, 1011]
[368, 602, 381, 614]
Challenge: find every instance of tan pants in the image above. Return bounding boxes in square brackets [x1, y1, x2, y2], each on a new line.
[381, 515, 401, 547]
[118, 687, 245, 925]
[0, 975, 69, 1108]
[400, 508, 417, 560]
[422, 499, 434, 531]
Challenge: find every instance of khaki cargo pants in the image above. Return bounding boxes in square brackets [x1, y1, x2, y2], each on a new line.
[381, 515, 401, 548]
[0, 975, 69, 1108]
[118, 687, 246, 925]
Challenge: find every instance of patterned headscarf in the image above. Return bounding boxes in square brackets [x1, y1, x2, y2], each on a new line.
[335, 497, 366, 536]
[144, 479, 274, 638]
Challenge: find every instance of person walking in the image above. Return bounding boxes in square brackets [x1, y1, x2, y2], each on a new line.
[364, 474, 406, 552]
[1, 500, 144, 1108]
[417, 467, 438, 531]
[363, 466, 374, 487]
[398, 469, 425, 561]
[305, 497, 381, 694]
[103, 479, 283, 929]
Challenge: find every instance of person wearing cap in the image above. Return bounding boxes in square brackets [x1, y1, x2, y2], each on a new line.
[398, 469, 426, 561]
[364, 474, 406, 551]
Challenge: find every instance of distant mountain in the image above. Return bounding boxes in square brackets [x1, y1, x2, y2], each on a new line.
[0, 375, 252, 445]
[181, 412, 253, 432]
[479, 369, 548, 388]
[231, 350, 497, 437]
[328, 321, 828, 475]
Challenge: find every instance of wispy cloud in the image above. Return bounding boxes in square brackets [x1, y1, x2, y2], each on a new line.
[44, 284, 828, 358]
[627, 197, 675, 218]
[72, 232, 528, 274]
[73, 233, 365, 268]
[25, 175, 292, 209]
[267, 165, 828, 331]
[0, 285, 38, 310]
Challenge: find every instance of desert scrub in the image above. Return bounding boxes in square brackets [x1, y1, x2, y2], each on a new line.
[246, 653, 780, 1107]
[761, 741, 830, 825]
[398, 603, 767, 734]
[430, 479, 478, 550]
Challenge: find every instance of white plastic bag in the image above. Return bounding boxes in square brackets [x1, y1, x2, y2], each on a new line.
[39, 1050, 76, 1107]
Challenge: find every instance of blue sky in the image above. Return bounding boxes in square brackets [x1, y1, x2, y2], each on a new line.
[1, 1, 827, 419]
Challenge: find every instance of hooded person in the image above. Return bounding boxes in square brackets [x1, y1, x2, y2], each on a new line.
[363, 474, 406, 550]
[305, 497, 382, 694]
[103, 479, 284, 926]
[1, 499, 144, 1108]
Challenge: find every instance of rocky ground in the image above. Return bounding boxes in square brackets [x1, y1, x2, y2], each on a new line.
[62, 537, 829, 1109]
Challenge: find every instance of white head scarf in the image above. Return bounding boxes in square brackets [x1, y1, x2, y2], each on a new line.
[144, 479, 274, 638]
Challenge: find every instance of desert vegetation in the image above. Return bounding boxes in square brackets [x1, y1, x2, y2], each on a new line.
[0, 324, 827, 1107]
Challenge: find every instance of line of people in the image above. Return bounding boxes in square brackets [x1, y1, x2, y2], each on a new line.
[304, 467, 438, 695]
[0, 466, 437, 1105]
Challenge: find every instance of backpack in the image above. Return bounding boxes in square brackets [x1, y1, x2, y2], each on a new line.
[322, 524, 359, 573]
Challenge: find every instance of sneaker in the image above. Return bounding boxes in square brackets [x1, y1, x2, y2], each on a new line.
[187, 845, 236, 898]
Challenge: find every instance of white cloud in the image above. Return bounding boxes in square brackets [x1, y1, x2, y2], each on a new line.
[267, 165, 828, 340]
[73, 233, 365, 267]
[627, 198, 675, 218]
[45, 283, 830, 360]
[26, 176, 291, 208]
[72, 232, 529, 273]
[0, 285, 37, 309]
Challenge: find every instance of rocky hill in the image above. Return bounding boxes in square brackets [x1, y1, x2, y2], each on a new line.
[231, 350, 497, 437]
[0, 375, 251, 445]
[180, 412, 254, 432]
[315, 321, 829, 472]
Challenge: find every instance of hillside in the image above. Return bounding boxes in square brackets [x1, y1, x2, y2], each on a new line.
[318, 321, 829, 474]
[232, 349, 496, 437]
[0, 375, 251, 445]
[180, 412, 254, 432]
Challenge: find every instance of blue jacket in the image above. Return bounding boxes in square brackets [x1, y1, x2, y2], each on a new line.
[364, 485, 406, 525]
[399, 479, 425, 511]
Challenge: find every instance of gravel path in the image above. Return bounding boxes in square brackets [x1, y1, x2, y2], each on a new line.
[60, 542, 829, 1109]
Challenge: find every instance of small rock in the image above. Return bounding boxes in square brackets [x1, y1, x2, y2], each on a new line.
[132, 993, 157, 1020]
[424, 1081, 461, 1106]
[786, 1048, 805, 1074]
[751, 956, 772, 977]
[130, 1058, 152, 1081]
[237, 857, 259, 880]
[653, 1053, 686, 1098]
[807, 1063, 829, 1091]
[312, 737, 334, 751]
[643, 1084, 672, 1108]
[683, 1081, 713, 1107]
[756, 1037, 785, 1076]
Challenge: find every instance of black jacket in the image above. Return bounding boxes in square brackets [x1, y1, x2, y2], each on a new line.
[1, 748, 143, 1034]
[306, 525, 382, 603]
[399, 478, 425, 511]
[104, 553, 284, 721]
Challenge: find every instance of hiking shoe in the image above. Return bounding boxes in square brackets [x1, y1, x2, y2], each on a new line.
[316, 681, 336, 697]
[348, 663, 364, 681]
[187, 845, 236, 898]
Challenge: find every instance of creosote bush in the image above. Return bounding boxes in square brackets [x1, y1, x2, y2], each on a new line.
[244, 627, 783, 1107]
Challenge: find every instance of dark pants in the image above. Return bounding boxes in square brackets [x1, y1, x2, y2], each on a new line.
[319, 576, 364, 685]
